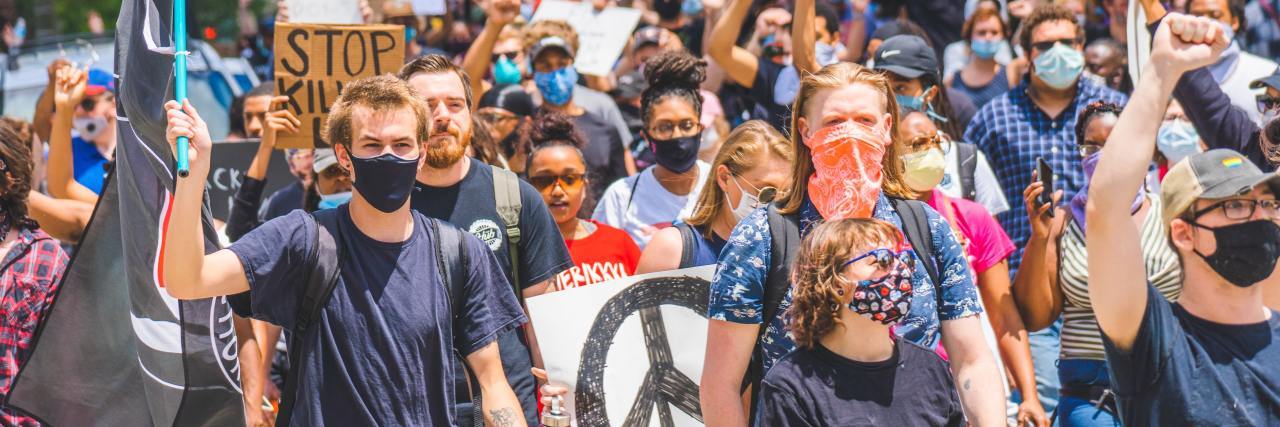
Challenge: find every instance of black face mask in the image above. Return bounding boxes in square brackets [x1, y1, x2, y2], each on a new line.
[348, 152, 420, 213]
[1191, 219, 1280, 287]
[650, 132, 701, 173]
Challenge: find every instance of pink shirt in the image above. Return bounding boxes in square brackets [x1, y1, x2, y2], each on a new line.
[925, 190, 1015, 274]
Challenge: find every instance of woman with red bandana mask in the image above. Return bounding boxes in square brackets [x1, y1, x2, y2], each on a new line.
[700, 62, 1004, 427]
[592, 51, 711, 249]
[756, 218, 965, 426]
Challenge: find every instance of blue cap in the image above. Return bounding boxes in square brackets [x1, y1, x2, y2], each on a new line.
[85, 68, 114, 96]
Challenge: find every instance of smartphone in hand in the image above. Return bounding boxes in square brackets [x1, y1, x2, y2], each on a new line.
[1037, 157, 1055, 217]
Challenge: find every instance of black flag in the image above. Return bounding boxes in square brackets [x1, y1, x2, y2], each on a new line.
[7, 0, 244, 424]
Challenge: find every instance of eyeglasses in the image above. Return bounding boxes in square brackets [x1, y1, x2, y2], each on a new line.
[529, 173, 585, 192]
[1257, 94, 1280, 115]
[477, 111, 518, 124]
[1192, 199, 1280, 220]
[648, 119, 702, 140]
[1079, 143, 1103, 157]
[492, 51, 519, 62]
[1030, 38, 1079, 53]
[842, 248, 916, 273]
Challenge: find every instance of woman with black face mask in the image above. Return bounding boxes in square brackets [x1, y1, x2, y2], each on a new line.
[592, 51, 709, 249]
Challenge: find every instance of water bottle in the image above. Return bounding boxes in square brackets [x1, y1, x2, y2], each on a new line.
[541, 396, 571, 427]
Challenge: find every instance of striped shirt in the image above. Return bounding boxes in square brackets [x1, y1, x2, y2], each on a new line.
[1057, 195, 1181, 361]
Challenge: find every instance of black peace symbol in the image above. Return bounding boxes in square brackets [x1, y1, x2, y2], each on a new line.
[573, 274, 709, 426]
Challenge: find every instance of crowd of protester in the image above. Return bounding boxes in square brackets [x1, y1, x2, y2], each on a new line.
[0, 0, 1278, 426]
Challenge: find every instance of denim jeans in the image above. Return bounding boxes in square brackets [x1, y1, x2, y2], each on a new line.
[1055, 359, 1121, 427]
[1029, 319, 1061, 414]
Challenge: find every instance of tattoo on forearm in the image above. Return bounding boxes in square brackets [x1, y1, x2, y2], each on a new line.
[488, 408, 518, 427]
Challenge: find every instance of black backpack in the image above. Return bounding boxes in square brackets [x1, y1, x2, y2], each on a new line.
[741, 198, 945, 418]
[275, 211, 481, 427]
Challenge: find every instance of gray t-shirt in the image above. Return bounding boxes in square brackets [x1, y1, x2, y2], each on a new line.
[573, 84, 634, 147]
[230, 207, 526, 426]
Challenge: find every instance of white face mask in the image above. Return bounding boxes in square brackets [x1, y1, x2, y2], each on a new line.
[73, 116, 109, 142]
[725, 175, 774, 221]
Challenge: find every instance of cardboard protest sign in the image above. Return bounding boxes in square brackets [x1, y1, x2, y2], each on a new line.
[273, 23, 404, 148]
[527, 266, 714, 427]
[205, 140, 295, 222]
[285, 0, 362, 24]
[531, 1, 642, 76]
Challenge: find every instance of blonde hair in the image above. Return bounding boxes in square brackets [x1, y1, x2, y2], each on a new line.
[786, 218, 902, 349]
[522, 20, 579, 54]
[777, 62, 912, 215]
[324, 75, 431, 150]
[685, 121, 793, 231]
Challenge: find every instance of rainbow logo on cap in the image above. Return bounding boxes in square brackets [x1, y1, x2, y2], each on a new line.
[1223, 157, 1244, 169]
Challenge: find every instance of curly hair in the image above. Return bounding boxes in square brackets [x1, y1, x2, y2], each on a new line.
[0, 118, 36, 230]
[1018, 4, 1082, 54]
[787, 218, 902, 349]
[640, 51, 706, 131]
[1074, 101, 1122, 147]
[525, 111, 587, 171]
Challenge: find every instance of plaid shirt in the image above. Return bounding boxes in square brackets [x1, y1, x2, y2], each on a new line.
[1247, 1, 1280, 60]
[0, 228, 68, 426]
[964, 77, 1126, 272]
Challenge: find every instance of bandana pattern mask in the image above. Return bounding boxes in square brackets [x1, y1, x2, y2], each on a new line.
[804, 121, 890, 220]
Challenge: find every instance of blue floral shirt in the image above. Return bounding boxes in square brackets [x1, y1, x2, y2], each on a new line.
[708, 194, 982, 372]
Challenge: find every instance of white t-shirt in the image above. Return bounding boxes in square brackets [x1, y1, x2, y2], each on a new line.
[592, 162, 710, 249]
[938, 142, 1010, 216]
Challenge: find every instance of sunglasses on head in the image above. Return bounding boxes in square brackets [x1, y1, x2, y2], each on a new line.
[529, 173, 585, 192]
[1030, 38, 1079, 53]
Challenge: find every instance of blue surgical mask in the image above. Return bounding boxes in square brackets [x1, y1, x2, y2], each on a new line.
[682, 0, 703, 16]
[970, 39, 1000, 59]
[405, 26, 417, 43]
[1033, 43, 1084, 90]
[494, 55, 522, 85]
[348, 152, 420, 213]
[815, 41, 842, 66]
[318, 191, 352, 209]
[895, 86, 949, 122]
[534, 66, 578, 106]
[1157, 119, 1201, 164]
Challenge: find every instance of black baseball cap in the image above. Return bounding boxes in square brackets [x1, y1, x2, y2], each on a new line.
[872, 35, 939, 80]
[479, 84, 536, 117]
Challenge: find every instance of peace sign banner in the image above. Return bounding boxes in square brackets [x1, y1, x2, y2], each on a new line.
[528, 266, 715, 426]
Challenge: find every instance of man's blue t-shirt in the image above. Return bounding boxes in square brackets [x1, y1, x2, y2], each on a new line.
[71, 136, 109, 194]
[229, 207, 526, 426]
[1102, 285, 1280, 426]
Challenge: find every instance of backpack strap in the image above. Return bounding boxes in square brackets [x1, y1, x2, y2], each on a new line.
[492, 167, 524, 303]
[740, 205, 800, 418]
[889, 197, 943, 310]
[625, 172, 643, 211]
[277, 211, 343, 427]
[956, 142, 978, 201]
[676, 222, 698, 269]
[430, 218, 484, 427]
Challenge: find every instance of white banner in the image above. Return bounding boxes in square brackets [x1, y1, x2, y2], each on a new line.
[531, 0, 642, 76]
[286, 0, 362, 24]
[528, 266, 714, 426]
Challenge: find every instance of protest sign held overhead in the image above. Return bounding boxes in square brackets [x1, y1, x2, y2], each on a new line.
[528, 266, 713, 427]
[285, 0, 363, 24]
[273, 23, 404, 148]
[532, 0, 642, 76]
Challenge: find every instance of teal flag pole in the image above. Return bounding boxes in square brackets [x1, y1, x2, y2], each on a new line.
[173, 0, 189, 177]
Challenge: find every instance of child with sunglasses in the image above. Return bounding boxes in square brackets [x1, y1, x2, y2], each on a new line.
[525, 112, 640, 291]
[757, 218, 965, 426]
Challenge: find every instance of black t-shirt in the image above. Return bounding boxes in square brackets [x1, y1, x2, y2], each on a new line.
[229, 208, 526, 426]
[1102, 285, 1280, 426]
[411, 158, 575, 425]
[566, 111, 629, 207]
[945, 87, 976, 133]
[262, 180, 305, 222]
[749, 56, 796, 134]
[757, 339, 965, 426]
[906, 1, 964, 57]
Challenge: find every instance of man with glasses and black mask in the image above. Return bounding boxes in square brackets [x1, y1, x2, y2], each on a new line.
[1087, 13, 1280, 425]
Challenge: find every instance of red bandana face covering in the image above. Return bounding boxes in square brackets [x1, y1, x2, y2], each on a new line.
[804, 120, 891, 220]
